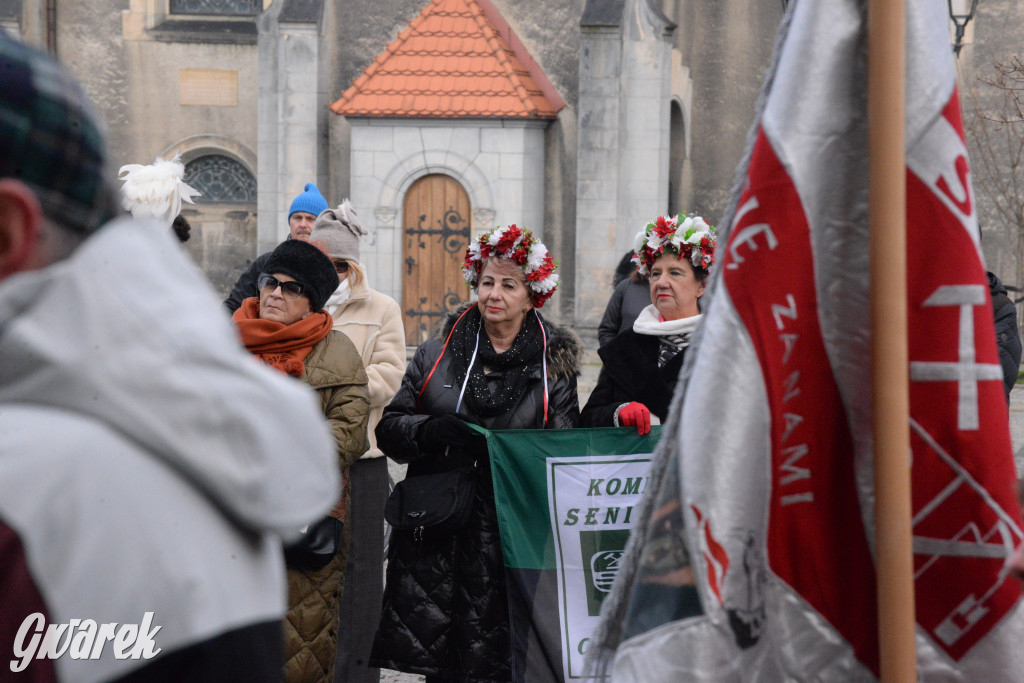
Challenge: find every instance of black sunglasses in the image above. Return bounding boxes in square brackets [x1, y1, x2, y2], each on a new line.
[332, 259, 349, 273]
[257, 273, 306, 300]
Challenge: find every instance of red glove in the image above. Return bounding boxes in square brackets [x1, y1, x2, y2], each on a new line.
[617, 402, 651, 435]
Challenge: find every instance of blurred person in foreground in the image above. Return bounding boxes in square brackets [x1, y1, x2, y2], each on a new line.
[0, 34, 339, 682]
[370, 224, 581, 682]
[309, 202, 405, 683]
[230, 239, 370, 683]
[224, 182, 328, 312]
[582, 213, 717, 434]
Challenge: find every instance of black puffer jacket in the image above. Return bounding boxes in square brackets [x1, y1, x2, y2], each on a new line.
[223, 249, 273, 313]
[370, 304, 581, 681]
[988, 271, 1022, 402]
[597, 277, 653, 347]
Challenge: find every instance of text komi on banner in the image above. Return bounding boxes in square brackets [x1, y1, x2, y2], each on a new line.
[483, 426, 659, 682]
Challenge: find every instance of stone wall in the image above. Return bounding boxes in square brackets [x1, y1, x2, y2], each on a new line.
[46, 0, 263, 296]
[348, 119, 547, 304]
[258, 2, 323, 254]
[663, 0, 783, 225]
[573, 0, 674, 335]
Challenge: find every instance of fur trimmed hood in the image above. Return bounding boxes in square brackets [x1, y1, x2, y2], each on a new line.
[437, 302, 582, 380]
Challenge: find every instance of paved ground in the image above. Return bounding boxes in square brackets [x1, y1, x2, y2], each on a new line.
[1010, 383, 1024, 474]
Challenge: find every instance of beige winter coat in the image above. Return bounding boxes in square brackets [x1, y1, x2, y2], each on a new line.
[324, 275, 405, 460]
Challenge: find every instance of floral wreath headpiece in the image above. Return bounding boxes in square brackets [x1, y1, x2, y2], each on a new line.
[632, 212, 717, 277]
[462, 224, 559, 307]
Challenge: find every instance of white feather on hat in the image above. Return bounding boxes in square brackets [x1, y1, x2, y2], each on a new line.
[335, 199, 366, 236]
[118, 155, 200, 229]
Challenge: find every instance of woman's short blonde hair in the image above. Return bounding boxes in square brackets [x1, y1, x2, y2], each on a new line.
[346, 260, 366, 289]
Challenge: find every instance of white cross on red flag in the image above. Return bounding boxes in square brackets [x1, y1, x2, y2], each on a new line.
[605, 0, 1024, 679]
[904, 87, 1022, 664]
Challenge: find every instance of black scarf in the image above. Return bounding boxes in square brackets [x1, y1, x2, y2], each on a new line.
[448, 307, 545, 418]
[657, 333, 690, 368]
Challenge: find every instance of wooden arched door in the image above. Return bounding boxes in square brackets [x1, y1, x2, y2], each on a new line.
[401, 174, 472, 346]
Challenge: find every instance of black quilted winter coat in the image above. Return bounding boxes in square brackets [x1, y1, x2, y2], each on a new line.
[370, 305, 581, 681]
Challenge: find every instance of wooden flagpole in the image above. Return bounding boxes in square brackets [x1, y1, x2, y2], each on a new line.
[868, 0, 916, 679]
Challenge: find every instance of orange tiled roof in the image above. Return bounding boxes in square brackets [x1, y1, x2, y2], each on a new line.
[331, 0, 560, 119]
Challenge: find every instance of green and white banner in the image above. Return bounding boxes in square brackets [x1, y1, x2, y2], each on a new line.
[483, 427, 660, 682]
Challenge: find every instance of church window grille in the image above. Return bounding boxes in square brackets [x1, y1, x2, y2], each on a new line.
[184, 155, 256, 203]
[169, 0, 260, 16]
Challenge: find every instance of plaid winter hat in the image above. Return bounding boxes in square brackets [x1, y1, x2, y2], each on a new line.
[0, 34, 118, 235]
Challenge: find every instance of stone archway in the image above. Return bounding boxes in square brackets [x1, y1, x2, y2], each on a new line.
[181, 153, 258, 298]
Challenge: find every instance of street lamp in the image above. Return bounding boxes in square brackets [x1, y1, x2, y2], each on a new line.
[948, 0, 979, 57]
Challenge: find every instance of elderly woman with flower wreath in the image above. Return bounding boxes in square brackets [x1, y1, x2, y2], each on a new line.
[582, 213, 717, 434]
[370, 224, 581, 682]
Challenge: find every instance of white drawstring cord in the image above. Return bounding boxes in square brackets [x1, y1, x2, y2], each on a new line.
[537, 310, 549, 425]
[455, 324, 481, 414]
[447, 323, 481, 459]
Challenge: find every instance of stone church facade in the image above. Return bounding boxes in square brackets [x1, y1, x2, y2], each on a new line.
[3, 0, 1020, 344]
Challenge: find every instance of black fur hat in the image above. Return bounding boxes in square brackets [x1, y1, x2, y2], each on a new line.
[262, 240, 338, 312]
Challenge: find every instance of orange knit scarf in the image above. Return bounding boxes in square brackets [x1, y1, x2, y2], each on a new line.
[233, 298, 333, 377]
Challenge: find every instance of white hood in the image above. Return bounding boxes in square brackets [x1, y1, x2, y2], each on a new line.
[0, 218, 339, 538]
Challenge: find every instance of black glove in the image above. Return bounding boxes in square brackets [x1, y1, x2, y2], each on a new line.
[417, 414, 487, 461]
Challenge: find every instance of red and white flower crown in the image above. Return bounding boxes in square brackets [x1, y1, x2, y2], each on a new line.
[633, 213, 717, 277]
[462, 224, 559, 308]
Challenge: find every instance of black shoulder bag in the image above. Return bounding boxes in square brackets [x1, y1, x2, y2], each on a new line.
[384, 467, 476, 541]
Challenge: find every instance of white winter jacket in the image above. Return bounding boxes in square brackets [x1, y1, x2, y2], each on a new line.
[0, 219, 338, 682]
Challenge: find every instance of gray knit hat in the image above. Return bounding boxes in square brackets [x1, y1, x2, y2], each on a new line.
[311, 200, 367, 264]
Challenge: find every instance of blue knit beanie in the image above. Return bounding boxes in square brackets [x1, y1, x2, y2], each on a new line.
[288, 183, 328, 219]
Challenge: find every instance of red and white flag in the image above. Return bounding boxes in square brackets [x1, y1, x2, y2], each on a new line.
[606, 0, 1024, 679]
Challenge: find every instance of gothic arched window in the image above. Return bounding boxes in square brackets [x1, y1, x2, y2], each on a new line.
[169, 0, 260, 16]
[184, 154, 257, 203]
